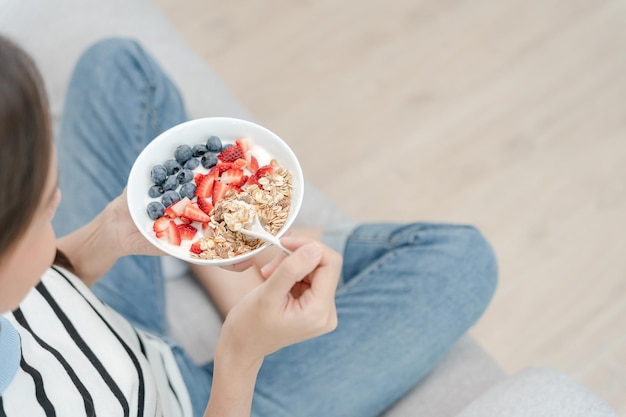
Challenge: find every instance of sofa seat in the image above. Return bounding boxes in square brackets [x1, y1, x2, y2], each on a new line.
[1, 0, 616, 415]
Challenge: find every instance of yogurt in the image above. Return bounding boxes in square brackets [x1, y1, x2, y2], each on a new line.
[144, 137, 287, 259]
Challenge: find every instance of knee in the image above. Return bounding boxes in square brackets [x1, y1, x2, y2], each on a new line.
[71, 37, 152, 88]
[78, 37, 142, 66]
[447, 225, 498, 320]
[85, 37, 142, 55]
[412, 223, 498, 326]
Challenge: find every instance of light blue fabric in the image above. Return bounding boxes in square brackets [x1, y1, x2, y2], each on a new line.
[0, 316, 20, 394]
[52, 38, 498, 417]
[53, 37, 187, 337]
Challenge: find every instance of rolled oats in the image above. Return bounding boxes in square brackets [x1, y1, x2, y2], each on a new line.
[191, 165, 293, 260]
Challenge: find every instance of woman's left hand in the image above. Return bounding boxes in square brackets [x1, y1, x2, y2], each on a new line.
[105, 188, 165, 258]
[57, 188, 163, 285]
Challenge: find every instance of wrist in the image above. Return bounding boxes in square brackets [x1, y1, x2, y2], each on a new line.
[100, 199, 127, 258]
[56, 205, 123, 285]
[214, 337, 264, 375]
[204, 339, 263, 417]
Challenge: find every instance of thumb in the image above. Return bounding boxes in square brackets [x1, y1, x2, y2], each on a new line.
[263, 242, 323, 297]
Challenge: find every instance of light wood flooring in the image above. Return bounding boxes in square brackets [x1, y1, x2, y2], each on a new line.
[152, 0, 626, 413]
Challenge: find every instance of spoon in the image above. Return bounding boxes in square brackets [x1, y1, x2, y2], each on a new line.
[239, 214, 293, 255]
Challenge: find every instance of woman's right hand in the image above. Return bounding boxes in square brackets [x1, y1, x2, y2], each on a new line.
[216, 236, 342, 365]
[203, 237, 341, 417]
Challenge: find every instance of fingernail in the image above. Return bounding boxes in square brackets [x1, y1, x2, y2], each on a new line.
[300, 242, 322, 259]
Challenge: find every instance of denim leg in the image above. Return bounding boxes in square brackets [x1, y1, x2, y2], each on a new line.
[52, 38, 188, 336]
[52, 40, 498, 417]
[247, 222, 498, 417]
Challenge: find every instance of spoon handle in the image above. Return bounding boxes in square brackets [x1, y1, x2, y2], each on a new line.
[266, 235, 293, 255]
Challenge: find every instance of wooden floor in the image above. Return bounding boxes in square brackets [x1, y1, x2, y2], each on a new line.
[152, 0, 626, 413]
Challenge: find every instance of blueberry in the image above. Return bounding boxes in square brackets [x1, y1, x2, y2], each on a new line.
[150, 165, 167, 185]
[177, 169, 194, 184]
[162, 175, 179, 191]
[192, 144, 208, 157]
[206, 135, 222, 152]
[148, 185, 164, 198]
[174, 144, 193, 164]
[179, 182, 196, 200]
[163, 159, 182, 175]
[162, 190, 181, 207]
[201, 152, 218, 169]
[146, 201, 165, 220]
[184, 157, 200, 170]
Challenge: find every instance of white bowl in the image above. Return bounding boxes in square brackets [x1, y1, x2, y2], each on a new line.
[127, 117, 304, 266]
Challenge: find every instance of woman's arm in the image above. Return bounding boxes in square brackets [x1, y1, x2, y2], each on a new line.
[203, 237, 341, 417]
[55, 190, 163, 285]
[203, 342, 264, 417]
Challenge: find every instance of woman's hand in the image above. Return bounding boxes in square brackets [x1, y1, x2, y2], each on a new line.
[204, 236, 341, 417]
[104, 189, 164, 258]
[216, 236, 342, 364]
[56, 189, 163, 285]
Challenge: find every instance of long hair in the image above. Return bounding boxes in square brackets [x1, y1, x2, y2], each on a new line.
[0, 35, 71, 270]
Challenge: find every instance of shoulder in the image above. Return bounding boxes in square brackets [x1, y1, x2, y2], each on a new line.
[16, 266, 112, 335]
[38, 266, 103, 308]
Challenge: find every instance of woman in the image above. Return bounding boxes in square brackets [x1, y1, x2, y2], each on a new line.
[0, 35, 497, 417]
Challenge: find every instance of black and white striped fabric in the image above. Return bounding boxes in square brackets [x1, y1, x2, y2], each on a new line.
[0, 267, 193, 417]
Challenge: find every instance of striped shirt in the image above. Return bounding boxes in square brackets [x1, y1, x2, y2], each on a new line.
[0, 266, 193, 417]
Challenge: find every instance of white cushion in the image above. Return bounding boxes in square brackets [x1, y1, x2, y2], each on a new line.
[456, 368, 617, 417]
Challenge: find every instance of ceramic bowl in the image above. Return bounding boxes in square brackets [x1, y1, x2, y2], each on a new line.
[127, 117, 304, 266]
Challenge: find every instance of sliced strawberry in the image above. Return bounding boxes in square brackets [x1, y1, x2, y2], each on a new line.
[182, 204, 211, 223]
[197, 197, 214, 215]
[236, 137, 252, 153]
[218, 144, 244, 162]
[212, 180, 236, 204]
[194, 172, 205, 184]
[176, 224, 198, 240]
[245, 175, 260, 187]
[153, 216, 170, 234]
[238, 137, 254, 167]
[220, 168, 244, 185]
[238, 175, 250, 187]
[179, 216, 192, 225]
[165, 197, 191, 218]
[190, 241, 203, 254]
[208, 165, 221, 177]
[248, 156, 259, 173]
[215, 162, 235, 174]
[255, 164, 274, 178]
[212, 180, 226, 203]
[167, 220, 181, 246]
[233, 158, 247, 169]
[195, 169, 218, 199]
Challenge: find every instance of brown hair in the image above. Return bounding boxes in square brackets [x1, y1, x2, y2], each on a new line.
[0, 35, 71, 270]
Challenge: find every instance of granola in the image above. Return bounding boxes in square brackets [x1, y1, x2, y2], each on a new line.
[192, 164, 293, 260]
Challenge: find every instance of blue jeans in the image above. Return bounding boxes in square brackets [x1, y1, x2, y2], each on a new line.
[53, 38, 498, 417]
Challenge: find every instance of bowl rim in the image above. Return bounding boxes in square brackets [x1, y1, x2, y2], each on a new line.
[127, 116, 304, 266]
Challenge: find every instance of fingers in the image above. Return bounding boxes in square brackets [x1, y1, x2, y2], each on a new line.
[262, 237, 342, 299]
[259, 237, 320, 279]
[263, 241, 323, 297]
[288, 237, 342, 300]
[260, 253, 286, 279]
